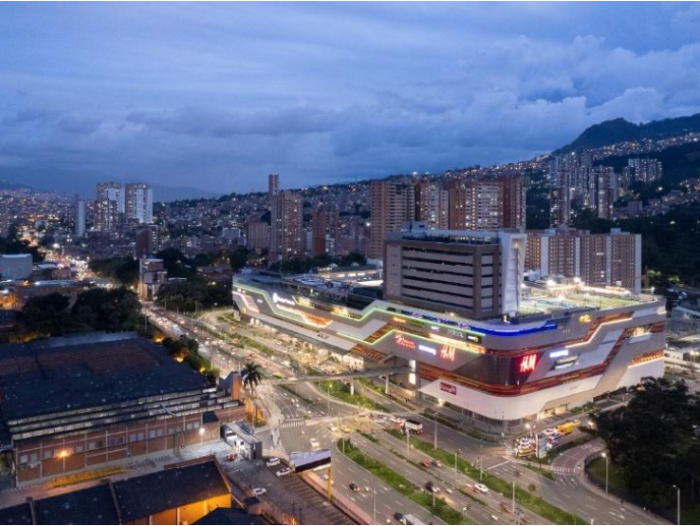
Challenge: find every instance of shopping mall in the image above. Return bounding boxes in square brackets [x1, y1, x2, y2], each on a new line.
[232, 229, 666, 431]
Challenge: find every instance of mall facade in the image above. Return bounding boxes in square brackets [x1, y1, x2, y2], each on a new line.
[232, 229, 666, 430]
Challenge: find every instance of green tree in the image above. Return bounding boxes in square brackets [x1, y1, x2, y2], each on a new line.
[242, 362, 263, 395]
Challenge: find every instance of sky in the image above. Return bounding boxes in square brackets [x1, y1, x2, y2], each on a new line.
[1, 2, 700, 196]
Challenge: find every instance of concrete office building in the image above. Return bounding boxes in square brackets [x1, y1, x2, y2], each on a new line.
[384, 227, 527, 319]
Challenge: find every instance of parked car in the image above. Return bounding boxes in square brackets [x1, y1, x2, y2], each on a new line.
[265, 457, 280, 467]
[276, 467, 292, 477]
[253, 488, 267, 497]
[310, 438, 320, 448]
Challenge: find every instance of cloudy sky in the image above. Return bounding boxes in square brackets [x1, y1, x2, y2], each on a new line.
[1, 2, 700, 196]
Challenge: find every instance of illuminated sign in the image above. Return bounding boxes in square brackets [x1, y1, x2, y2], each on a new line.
[439, 346, 457, 362]
[549, 349, 569, 359]
[466, 334, 482, 344]
[418, 344, 437, 356]
[272, 292, 295, 306]
[394, 334, 416, 350]
[332, 306, 349, 317]
[392, 317, 407, 324]
[440, 382, 457, 395]
[519, 354, 538, 373]
[579, 314, 592, 323]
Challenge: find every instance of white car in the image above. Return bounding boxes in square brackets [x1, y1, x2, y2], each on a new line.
[265, 457, 280, 468]
[328, 425, 339, 433]
[253, 487, 267, 497]
[310, 438, 320, 448]
[474, 483, 489, 494]
[276, 467, 293, 477]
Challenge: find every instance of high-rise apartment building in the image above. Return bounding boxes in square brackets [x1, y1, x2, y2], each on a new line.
[367, 180, 416, 260]
[592, 166, 617, 220]
[125, 183, 154, 225]
[246, 221, 270, 251]
[311, 205, 339, 257]
[95, 182, 125, 232]
[448, 176, 525, 231]
[270, 192, 303, 262]
[549, 168, 572, 227]
[268, 173, 280, 197]
[526, 227, 642, 291]
[415, 182, 449, 230]
[0, 205, 9, 238]
[74, 198, 86, 238]
[627, 158, 663, 184]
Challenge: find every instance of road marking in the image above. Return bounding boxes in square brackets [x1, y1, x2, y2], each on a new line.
[486, 460, 510, 471]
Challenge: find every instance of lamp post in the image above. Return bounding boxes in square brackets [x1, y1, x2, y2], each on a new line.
[673, 484, 681, 525]
[373, 489, 377, 524]
[454, 448, 461, 485]
[601, 453, 609, 494]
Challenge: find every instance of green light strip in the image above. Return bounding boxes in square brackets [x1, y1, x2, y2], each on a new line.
[234, 281, 485, 339]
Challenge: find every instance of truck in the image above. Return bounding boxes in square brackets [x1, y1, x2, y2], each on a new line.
[402, 514, 426, 525]
[557, 422, 577, 436]
[404, 419, 424, 435]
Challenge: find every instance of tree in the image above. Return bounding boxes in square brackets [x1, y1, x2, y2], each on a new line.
[17, 293, 73, 337]
[242, 362, 264, 394]
[592, 377, 700, 511]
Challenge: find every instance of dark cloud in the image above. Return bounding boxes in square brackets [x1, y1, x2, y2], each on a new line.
[0, 3, 699, 194]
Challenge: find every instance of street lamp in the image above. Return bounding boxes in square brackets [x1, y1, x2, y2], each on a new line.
[454, 448, 461, 485]
[601, 453, 609, 494]
[672, 485, 681, 526]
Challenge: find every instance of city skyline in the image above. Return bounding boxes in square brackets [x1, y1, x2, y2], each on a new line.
[1, 3, 700, 195]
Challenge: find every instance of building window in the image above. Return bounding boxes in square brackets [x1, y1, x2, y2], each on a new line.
[108, 436, 125, 446]
[88, 440, 104, 451]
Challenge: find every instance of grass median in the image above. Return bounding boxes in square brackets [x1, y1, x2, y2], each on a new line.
[319, 380, 389, 412]
[385, 429, 586, 525]
[338, 439, 475, 525]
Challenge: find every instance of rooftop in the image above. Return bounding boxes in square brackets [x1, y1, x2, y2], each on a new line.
[0, 333, 209, 423]
[0, 459, 234, 525]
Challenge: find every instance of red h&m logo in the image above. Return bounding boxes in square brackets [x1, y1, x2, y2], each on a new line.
[440, 382, 457, 395]
[519, 354, 538, 373]
[439, 345, 456, 362]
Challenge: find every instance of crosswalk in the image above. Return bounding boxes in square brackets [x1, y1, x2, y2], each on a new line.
[281, 419, 305, 429]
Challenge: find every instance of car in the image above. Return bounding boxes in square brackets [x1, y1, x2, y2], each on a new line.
[349, 482, 360, 492]
[393, 512, 405, 523]
[310, 438, 320, 448]
[265, 457, 280, 467]
[276, 467, 292, 477]
[225, 453, 238, 462]
[431, 459, 442, 467]
[425, 481, 440, 493]
[420, 460, 432, 468]
[329, 425, 339, 433]
[253, 487, 267, 497]
[322, 473, 335, 485]
[474, 483, 489, 494]
[445, 488, 454, 495]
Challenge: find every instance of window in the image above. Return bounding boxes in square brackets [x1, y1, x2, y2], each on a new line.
[43, 450, 52, 460]
[148, 428, 164, 439]
[129, 432, 145, 443]
[88, 440, 104, 451]
[75, 444, 84, 454]
[19, 454, 29, 465]
[108, 436, 125, 446]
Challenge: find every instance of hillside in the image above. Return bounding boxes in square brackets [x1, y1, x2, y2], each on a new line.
[595, 141, 700, 186]
[557, 112, 700, 152]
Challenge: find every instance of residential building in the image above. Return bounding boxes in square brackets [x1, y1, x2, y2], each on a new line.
[367, 180, 416, 260]
[0, 253, 33, 280]
[125, 183, 154, 225]
[268, 173, 279, 198]
[526, 227, 642, 291]
[415, 182, 449, 230]
[95, 182, 125, 232]
[246, 221, 270, 251]
[269, 192, 303, 262]
[74, 199, 86, 238]
[138, 257, 168, 300]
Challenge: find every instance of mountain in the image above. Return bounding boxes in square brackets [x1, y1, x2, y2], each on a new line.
[557, 112, 700, 152]
[151, 185, 218, 202]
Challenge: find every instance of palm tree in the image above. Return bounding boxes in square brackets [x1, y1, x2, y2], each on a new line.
[242, 361, 263, 394]
[242, 362, 264, 430]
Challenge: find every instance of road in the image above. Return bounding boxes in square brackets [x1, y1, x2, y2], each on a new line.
[145, 304, 670, 525]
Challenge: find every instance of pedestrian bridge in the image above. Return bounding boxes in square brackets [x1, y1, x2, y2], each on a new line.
[266, 366, 411, 385]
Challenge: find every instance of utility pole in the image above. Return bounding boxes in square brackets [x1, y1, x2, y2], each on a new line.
[434, 419, 438, 449]
[406, 429, 410, 460]
[512, 481, 516, 523]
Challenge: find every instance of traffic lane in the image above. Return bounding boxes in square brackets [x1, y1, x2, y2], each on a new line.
[352, 434, 510, 525]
